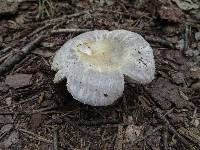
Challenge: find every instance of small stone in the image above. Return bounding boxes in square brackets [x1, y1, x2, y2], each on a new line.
[195, 32, 200, 41]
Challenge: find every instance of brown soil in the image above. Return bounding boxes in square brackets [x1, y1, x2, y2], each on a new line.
[0, 0, 200, 150]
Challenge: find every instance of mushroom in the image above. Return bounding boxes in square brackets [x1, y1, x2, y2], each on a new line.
[52, 30, 155, 106]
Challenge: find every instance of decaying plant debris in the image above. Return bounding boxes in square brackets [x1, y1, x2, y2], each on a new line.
[0, 0, 200, 149]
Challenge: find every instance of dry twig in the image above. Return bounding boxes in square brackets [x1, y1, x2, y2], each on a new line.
[78, 119, 119, 126]
[145, 35, 174, 49]
[45, 10, 89, 24]
[163, 127, 169, 150]
[0, 36, 43, 75]
[53, 127, 58, 150]
[154, 107, 195, 150]
[19, 128, 53, 144]
[0, 95, 38, 111]
[129, 125, 163, 145]
[51, 28, 91, 34]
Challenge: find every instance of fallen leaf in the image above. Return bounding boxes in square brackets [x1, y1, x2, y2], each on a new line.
[5, 74, 32, 89]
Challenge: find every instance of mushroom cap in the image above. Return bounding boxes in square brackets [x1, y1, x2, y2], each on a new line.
[52, 30, 155, 106]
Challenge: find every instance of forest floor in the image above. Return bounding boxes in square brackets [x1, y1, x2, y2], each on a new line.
[0, 0, 200, 149]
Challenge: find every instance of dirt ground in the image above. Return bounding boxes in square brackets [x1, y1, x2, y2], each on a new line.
[0, 0, 200, 149]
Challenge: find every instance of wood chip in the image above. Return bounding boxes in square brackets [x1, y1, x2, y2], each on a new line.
[30, 113, 43, 129]
[5, 74, 32, 89]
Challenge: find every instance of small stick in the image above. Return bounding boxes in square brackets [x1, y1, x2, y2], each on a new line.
[0, 124, 13, 141]
[53, 127, 58, 150]
[78, 119, 119, 126]
[51, 28, 91, 34]
[0, 110, 64, 115]
[0, 111, 31, 115]
[163, 127, 169, 150]
[0, 95, 38, 111]
[19, 128, 53, 144]
[0, 46, 12, 56]
[145, 35, 174, 49]
[32, 106, 56, 114]
[0, 35, 43, 75]
[26, 24, 51, 39]
[154, 107, 195, 150]
[45, 10, 89, 24]
[0, 52, 11, 64]
[184, 25, 189, 51]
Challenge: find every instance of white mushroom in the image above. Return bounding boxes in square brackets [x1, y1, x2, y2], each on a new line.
[52, 30, 155, 106]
